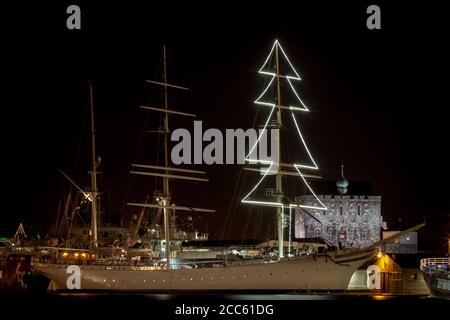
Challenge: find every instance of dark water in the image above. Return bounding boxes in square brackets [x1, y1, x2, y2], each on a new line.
[0, 292, 448, 319]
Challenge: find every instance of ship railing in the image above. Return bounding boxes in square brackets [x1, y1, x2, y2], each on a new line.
[224, 258, 275, 267]
[420, 257, 449, 267]
[420, 257, 449, 274]
[31, 255, 161, 267]
[180, 245, 263, 253]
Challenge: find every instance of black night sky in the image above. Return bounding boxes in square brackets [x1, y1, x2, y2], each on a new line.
[3, 2, 449, 252]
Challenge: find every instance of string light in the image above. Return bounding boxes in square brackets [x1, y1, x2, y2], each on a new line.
[242, 39, 327, 211]
[258, 40, 301, 80]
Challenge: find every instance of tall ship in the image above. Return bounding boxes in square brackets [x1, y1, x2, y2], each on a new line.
[32, 41, 423, 291]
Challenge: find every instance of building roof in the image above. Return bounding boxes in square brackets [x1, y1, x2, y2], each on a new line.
[306, 180, 374, 196]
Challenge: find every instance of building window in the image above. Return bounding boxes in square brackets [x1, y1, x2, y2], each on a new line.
[348, 228, 356, 241]
[350, 211, 356, 222]
[314, 212, 322, 225]
[361, 228, 369, 240]
[314, 228, 321, 238]
[338, 228, 347, 241]
[339, 205, 343, 216]
[326, 227, 335, 241]
[363, 212, 369, 223]
[328, 211, 334, 222]
[357, 205, 361, 215]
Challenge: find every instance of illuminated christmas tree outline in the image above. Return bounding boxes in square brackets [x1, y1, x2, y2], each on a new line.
[241, 40, 327, 213]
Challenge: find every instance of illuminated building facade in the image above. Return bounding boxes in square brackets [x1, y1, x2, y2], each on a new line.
[294, 180, 385, 248]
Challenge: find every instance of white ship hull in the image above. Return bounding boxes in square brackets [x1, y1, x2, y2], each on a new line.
[33, 251, 374, 291]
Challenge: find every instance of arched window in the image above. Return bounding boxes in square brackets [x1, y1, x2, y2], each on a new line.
[339, 205, 343, 216]
[348, 228, 356, 241]
[314, 228, 321, 238]
[361, 228, 369, 240]
[326, 227, 335, 241]
[338, 228, 347, 240]
[357, 204, 361, 215]
[314, 212, 322, 225]
[363, 212, 369, 223]
[350, 211, 356, 222]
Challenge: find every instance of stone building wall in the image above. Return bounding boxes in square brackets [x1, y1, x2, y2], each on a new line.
[294, 195, 383, 248]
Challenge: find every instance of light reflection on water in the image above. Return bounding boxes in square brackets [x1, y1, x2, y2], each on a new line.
[57, 292, 433, 300]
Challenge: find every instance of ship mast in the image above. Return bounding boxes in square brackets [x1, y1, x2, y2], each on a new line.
[162, 46, 171, 266]
[89, 81, 99, 248]
[274, 44, 284, 259]
[242, 40, 329, 259]
[128, 46, 215, 269]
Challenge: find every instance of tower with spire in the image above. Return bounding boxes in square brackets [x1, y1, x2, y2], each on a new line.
[336, 149, 349, 195]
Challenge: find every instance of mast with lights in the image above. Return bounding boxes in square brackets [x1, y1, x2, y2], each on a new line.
[242, 40, 326, 260]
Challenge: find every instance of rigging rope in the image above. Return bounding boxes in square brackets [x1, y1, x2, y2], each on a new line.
[120, 56, 162, 217]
